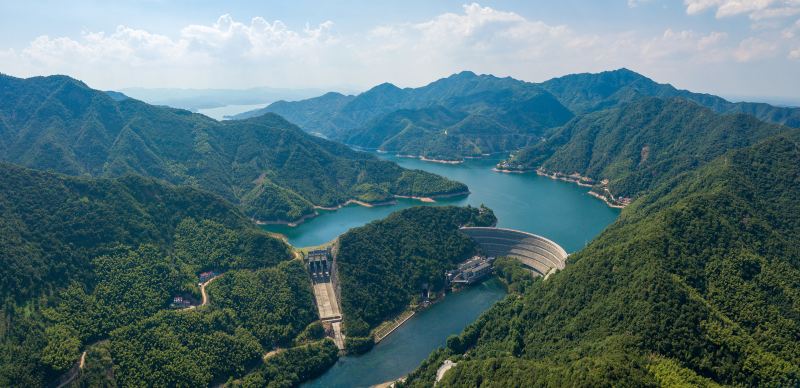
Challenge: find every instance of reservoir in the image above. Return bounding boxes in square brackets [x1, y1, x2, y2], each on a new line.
[197, 102, 270, 120]
[264, 154, 619, 253]
[265, 154, 620, 387]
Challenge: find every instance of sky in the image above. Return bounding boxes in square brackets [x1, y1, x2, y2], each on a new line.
[1, 0, 799, 101]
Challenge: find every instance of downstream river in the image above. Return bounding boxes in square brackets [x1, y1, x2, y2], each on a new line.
[263, 154, 620, 387]
[304, 278, 507, 388]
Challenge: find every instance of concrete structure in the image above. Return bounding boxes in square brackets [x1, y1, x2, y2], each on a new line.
[460, 227, 568, 277]
[307, 248, 332, 282]
[305, 247, 345, 349]
[446, 256, 496, 285]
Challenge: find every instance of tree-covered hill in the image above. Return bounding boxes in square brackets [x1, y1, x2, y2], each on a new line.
[233, 71, 574, 160]
[540, 68, 800, 127]
[404, 130, 800, 386]
[0, 163, 334, 386]
[0, 74, 466, 222]
[0, 163, 290, 303]
[335, 205, 496, 345]
[501, 97, 786, 202]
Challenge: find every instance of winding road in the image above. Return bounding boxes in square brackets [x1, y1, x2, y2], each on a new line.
[179, 274, 223, 311]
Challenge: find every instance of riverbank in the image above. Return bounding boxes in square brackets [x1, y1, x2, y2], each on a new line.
[303, 278, 507, 387]
[373, 310, 415, 343]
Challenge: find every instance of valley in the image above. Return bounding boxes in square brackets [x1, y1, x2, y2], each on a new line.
[2, 66, 799, 387]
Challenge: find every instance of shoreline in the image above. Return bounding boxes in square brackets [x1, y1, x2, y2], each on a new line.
[253, 211, 319, 227]
[587, 190, 627, 209]
[492, 167, 527, 174]
[534, 168, 595, 188]
[419, 156, 463, 164]
[394, 153, 464, 164]
[254, 190, 471, 228]
[314, 198, 397, 211]
[373, 310, 416, 343]
[491, 166, 629, 209]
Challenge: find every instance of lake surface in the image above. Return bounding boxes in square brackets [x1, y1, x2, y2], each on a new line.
[196, 103, 269, 120]
[265, 153, 620, 387]
[303, 278, 508, 388]
[264, 154, 620, 253]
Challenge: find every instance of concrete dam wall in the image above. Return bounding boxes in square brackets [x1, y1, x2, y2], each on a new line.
[460, 227, 568, 276]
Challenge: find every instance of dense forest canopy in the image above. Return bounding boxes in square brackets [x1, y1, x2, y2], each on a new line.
[336, 205, 496, 339]
[0, 74, 466, 222]
[403, 130, 800, 386]
[539, 68, 800, 127]
[3, 67, 800, 387]
[502, 97, 786, 200]
[0, 164, 334, 386]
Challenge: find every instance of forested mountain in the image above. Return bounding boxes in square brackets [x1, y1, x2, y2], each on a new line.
[0, 74, 466, 222]
[0, 163, 333, 386]
[233, 71, 573, 160]
[540, 68, 800, 127]
[404, 130, 800, 387]
[501, 97, 785, 202]
[233, 69, 798, 162]
[336, 205, 496, 351]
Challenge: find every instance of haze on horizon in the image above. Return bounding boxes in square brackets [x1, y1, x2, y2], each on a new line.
[1, 0, 799, 103]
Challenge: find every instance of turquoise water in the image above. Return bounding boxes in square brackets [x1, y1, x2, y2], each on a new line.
[303, 278, 508, 388]
[263, 154, 620, 253]
[265, 153, 620, 387]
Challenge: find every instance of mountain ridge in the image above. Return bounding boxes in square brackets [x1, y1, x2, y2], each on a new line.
[404, 129, 800, 386]
[233, 70, 574, 159]
[232, 68, 799, 161]
[0, 73, 467, 222]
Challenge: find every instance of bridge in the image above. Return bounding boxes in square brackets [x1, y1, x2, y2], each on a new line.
[459, 227, 568, 278]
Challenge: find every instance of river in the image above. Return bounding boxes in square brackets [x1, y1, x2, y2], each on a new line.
[304, 278, 507, 388]
[263, 153, 619, 387]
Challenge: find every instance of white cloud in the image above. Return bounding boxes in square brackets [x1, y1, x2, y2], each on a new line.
[684, 0, 800, 20]
[0, 2, 797, 95]
[734, 37, 778, 61]
[789, 47, 800, 57]
[641, 29, 728, 61]
[627, 0, 654, 8]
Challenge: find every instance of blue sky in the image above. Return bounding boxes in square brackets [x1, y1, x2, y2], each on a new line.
[1, 1, 798, 101]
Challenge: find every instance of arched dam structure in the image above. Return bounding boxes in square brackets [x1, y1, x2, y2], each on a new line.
[460, 227, 568, 277]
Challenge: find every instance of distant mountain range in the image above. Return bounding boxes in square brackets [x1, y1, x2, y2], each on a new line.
[0, 74, 466, 222]
[539, 68, 800, 127]
[232, 68, 800, 161]
[232, 71, 574, 160]
[119, 86, 331, 111]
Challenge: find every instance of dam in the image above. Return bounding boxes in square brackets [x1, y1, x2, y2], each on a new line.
[460, 227, 568, 277]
